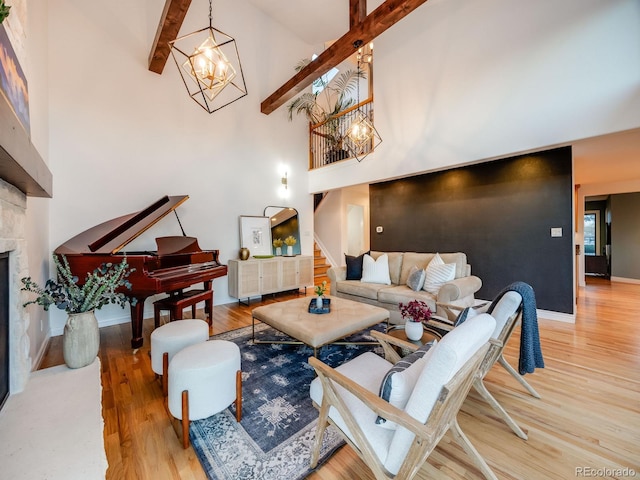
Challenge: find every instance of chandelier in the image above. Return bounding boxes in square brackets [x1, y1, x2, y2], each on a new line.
[342, 40, 382, 162]
[169, 0, 247, 114]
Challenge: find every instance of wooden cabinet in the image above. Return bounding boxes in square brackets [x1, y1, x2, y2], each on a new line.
[228, 256, 314, 303]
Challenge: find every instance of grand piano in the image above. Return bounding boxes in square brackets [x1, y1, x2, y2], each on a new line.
[54, 195, 227, 349]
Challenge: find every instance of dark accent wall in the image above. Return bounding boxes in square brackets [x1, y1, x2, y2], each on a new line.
[369, 147, 574, 313]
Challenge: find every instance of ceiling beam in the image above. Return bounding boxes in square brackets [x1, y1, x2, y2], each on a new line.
[350, 0, 367, 28]
[260, 0, 430, 115]
[148, 0, 192, 74]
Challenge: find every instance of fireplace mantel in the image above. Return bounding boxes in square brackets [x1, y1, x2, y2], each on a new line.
[0, 92, 52, 198]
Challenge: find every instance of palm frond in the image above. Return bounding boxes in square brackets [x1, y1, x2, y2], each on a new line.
[330, 69, 365, 97]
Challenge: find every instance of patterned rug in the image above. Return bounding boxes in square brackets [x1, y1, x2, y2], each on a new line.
[189, 322, 385, 480]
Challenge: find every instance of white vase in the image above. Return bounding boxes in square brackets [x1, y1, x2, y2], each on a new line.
[275, 247, 282, 256]
[315, 296, 323, 309]
[405, 320, 424, 341]
[287, 245, 293, 256]
[63, 310, 100, 369]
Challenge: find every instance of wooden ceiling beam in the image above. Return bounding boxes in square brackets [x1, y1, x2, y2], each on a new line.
[350, 0, 367, 28]
[260, 0, 430, 115]
[148, 0, 192, 74]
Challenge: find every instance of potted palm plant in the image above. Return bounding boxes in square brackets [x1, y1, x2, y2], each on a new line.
[21, 254, 136, 368]
[286, 59, 365, 163]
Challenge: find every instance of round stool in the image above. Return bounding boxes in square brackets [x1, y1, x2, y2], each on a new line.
[150, 320, 209, 394]
[168, 340, 242, 448]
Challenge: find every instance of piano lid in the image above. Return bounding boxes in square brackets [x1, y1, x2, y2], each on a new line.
[54, 195, 190, 255]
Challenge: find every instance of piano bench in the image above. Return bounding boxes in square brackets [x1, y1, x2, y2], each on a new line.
[154, 289, 213, 328]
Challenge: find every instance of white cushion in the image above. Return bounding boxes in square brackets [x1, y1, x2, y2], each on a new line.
[423, 263, 456, 294]
[310, 352, 395, 465]
[361, 253, 391, 285]
[376, 340, 436, 430]
[487, 290, 523, 339]
[384, 313, 496, 475]
[168, 340, 241, 420]
[150, 319, 209, 375]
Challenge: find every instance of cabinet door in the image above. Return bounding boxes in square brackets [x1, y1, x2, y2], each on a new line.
[280, 257, 299, 290]
[297, 256, 314, 287]
[260, 259, 280, 294]
[236, 261, 261, 298]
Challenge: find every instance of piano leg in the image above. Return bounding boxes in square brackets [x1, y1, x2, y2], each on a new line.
[130, 299, 147, 349]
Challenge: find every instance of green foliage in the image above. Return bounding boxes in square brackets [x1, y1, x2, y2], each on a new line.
[0, 1, 10, 24]
[314, 280, 327, 297]
[286, 59, 365, 125]
[21, 255, 137, 314]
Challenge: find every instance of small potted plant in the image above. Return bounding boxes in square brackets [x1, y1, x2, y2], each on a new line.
[314, 280, 327, 309]
[284, 235, 297, 256]
[273, 238, 283, 256]
[399, 300, 432, 341]
[21, 254, 136, 368]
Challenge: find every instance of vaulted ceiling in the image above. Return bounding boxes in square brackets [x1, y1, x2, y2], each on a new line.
[147, 0, 640, 189]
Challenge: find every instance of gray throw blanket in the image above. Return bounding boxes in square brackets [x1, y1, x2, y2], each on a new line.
[488, 281, 545, 375]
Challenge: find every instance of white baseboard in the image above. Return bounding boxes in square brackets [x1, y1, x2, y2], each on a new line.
[537, 309, 575, 323]
[610, 276, 640, 285]
[31, 331, 51, 371]
[50, 307, 155, 336]
[473, 299, 575, 324]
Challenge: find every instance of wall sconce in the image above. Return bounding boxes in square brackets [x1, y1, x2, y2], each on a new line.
[281, 172, 288, 189]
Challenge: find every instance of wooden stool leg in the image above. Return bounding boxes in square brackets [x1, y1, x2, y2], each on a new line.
[206, 294, 213, 326]
[181, 390, 190, 449]
[162, 352, 169, 397]
[235, 370, 242, 422]
[191, 304, 196, 319]
[154, 306, 161, 328]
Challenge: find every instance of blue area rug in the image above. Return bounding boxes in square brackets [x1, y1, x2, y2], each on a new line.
[190, 322, 385, 480]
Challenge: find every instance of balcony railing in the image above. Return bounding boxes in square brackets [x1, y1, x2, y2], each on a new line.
[308, 98, 375, 170]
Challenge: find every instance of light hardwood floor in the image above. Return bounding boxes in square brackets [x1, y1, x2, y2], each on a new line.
[39, 278, 640, 479]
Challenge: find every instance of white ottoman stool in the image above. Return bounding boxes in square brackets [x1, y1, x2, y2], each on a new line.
[168, 340, 242, 448]
[150, 319, 209, 395]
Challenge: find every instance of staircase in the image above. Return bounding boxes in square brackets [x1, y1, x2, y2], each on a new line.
[314, 242, 332, 294]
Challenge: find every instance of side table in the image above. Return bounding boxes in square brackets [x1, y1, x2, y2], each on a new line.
[385, 324, 441, 357]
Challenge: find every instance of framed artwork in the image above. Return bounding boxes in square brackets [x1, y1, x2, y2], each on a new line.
[0, 25, 29, 134]
[239, 216, 272, 257]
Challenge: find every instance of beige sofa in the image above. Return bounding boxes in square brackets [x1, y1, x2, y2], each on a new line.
[327, 251, 482, 324]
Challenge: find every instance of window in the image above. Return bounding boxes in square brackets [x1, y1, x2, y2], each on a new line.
[584, 210, 600, 256]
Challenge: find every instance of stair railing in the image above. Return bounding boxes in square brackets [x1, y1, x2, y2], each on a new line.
[308, 98, 374, 170]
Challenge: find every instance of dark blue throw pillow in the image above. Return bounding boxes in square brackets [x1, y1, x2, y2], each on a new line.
[345, 252, 369, 280]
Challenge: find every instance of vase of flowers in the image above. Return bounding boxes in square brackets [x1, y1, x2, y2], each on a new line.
[284, 235, 297, 256]
[21, 254, 136, 368]
[399, 300, 432, 341]
[314, 280, 327, 309]
[273, 238, 283, 256]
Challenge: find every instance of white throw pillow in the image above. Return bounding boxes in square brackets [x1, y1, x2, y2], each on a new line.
[429, 252, 445, 267]
[423, 263, 456, 294]
[361, 253, 391, 285]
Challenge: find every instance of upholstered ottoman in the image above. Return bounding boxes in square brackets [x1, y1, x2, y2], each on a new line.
[168, 340, 242, 448]
[150, 319, 209, 395]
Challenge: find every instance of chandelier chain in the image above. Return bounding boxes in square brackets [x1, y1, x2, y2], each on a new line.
[208, 0, 213, 27]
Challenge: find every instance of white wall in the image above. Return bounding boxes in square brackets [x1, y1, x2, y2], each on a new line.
[314, 184, 370, 267]
[22, 0, 52, 368]
[45, 0, 314, 334]
[309, 0, 640, 193]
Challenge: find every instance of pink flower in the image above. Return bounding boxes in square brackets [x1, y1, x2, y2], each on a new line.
[399, 300, 432, 323]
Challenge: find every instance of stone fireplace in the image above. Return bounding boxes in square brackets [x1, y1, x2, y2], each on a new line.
[0, 178, 32, 396]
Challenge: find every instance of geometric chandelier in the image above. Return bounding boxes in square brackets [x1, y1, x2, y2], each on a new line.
[169, 0, 247, 114]
[342, 40, 382, 162]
